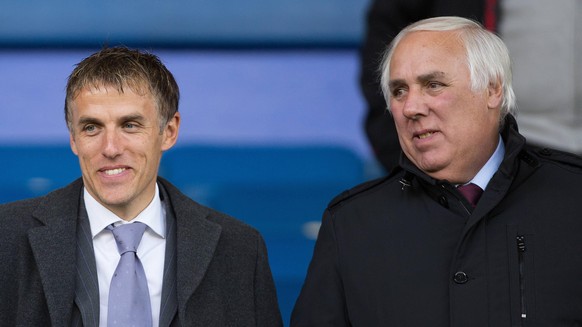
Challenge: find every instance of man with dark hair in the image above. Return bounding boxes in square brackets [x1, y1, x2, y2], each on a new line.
[292, 17, 582, 326]
[0, 47, 282, 326]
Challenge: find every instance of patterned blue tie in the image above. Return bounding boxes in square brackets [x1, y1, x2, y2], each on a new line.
[107, 222, 152, 326]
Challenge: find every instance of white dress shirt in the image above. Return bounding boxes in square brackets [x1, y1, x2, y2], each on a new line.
[84, 184, 166, 327]
[466, 136, 505, 190]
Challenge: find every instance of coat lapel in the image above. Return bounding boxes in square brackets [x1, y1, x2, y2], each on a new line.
[74, 196, 100, 327]
[27, 180, 83, 326]
[465, 126, 534, 231]
[159, 184, 178, 327]
[158, 179, 222, 323]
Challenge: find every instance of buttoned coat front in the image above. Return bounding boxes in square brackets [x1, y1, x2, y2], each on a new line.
[0, 178, 282, 327]
[292, 116, 582, 326]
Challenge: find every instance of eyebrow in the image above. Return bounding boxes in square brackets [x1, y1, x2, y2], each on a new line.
[76, 113, 146, 126]
[417, 71, 446, 84]
[388, 79, 406, 91]
[118, 114, 146, 124]
[389, 71, 447, 90]
[77, 116, 102, 127]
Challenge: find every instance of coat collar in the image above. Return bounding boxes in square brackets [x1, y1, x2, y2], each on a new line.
[397, 115, 537, 230]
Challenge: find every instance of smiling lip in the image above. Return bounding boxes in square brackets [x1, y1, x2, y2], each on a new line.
[99, 166, 130, 176]
[414, 130, 439, 140]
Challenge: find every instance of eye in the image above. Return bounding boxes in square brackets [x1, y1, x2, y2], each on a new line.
[391, 87, 407, 100]
[122, 121, 144, 132]
[123, 121, 144, 130]
[83, 124, 97, 133]
[426, 81, 445, 91]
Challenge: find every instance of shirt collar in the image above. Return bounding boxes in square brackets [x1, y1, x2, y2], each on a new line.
[84, 183, 166, 239]
[468, 135, 505, 191]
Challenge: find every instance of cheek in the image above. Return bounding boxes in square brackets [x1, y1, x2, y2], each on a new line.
[139, 138, 164, 163]
[434, 92, 480, 125]
[431, 92, 458, 110]
[75, 139, 103, 162]
[389, 104, 406, 127]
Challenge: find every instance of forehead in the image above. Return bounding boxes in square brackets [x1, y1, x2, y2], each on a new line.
[71, 83, 158, 112]
[70, 85, 157, 116]
[390, 30, 468, 79]
[72, 80, 152, 100]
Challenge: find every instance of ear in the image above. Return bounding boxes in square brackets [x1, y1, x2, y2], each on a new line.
[161, 112, 181, 151]
[70, 132, 79, 156]
[487, 80, 503, 109]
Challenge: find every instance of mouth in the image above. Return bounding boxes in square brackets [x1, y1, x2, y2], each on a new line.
[100, 167, 129, 176]
[104, 168, 126, 175]
[414, 130, 438, 140]
[417, 132, 435, 139]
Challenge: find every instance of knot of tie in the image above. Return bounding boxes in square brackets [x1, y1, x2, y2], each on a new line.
[457, 183, 483, 207]
[107, 222, 147, 255]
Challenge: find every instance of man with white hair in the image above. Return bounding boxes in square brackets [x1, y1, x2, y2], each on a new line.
[291, 16, 582, 326]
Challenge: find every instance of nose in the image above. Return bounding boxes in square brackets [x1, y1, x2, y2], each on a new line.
[102, 130, 123, 159]
[401, 88, 428, 121]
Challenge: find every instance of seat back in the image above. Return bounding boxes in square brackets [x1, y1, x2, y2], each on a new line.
[0, 145, 80, 203]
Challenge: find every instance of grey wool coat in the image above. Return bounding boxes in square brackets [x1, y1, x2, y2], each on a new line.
[0, 177, 283, 327]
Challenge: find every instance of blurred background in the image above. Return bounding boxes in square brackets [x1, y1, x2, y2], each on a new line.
[0, 0, 380, 324]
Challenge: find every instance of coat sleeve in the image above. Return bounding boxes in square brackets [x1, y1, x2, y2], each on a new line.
[254, 233, 284, 327]
[290, 209, 350, 326]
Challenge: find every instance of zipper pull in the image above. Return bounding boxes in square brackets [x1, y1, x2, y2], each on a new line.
[517, 235, 526, 252]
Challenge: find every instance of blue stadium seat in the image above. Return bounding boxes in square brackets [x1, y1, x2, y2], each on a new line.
[162, 144, 362, 181]
[0, 145, 80, 203]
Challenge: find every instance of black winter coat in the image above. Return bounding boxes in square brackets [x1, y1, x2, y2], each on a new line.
[291, 116, 582, 326]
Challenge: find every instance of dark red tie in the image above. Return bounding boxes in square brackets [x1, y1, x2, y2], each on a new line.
[457, 183, 483, 207]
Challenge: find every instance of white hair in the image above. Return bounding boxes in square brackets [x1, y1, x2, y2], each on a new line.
[380, 16, 517, 121]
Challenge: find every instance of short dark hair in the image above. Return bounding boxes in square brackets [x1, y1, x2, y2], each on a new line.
[65, 47, 180, 132]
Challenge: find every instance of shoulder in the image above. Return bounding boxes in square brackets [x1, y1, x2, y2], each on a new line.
[205, 206, 261, 243]
[327, 172, 403, 213]
[0, 180, 82, 253]
[525, 145, 582, 173]
[0, 197, 41, 226]
[0, 196, 40, 212]
[158, 177, 261, 239]
[0, 179, 82, 228]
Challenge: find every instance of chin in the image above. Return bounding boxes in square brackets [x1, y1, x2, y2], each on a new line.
[95, 191, 132, 207]
[417, 161, 449, 177]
